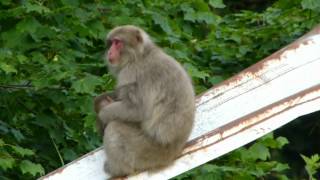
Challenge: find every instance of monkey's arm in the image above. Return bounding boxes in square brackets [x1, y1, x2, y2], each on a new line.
[94, 92, 118, 135]
[98, 101, 141, 125]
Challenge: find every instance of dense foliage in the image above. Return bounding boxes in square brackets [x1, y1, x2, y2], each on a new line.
[0, 0, 319, 179]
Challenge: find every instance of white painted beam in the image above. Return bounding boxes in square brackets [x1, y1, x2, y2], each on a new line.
[39, 25, 320, 180]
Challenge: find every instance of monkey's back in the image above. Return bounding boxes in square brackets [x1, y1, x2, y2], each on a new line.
[139, 48, 195, 146]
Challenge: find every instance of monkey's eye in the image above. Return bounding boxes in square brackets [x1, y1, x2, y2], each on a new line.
[112, 39, 122, 46]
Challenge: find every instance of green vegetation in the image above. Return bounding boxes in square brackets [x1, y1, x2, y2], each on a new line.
[301, 154, 320, 180]
[0, 0, 319, 179]
[174, 133, 290, 180]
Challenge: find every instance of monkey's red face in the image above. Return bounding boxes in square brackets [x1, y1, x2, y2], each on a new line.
[107, 38, 123, 65]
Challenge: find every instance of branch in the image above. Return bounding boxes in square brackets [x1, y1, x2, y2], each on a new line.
[0, 84, 33, 89]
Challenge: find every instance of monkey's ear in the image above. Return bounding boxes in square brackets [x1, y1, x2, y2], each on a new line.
[135, 30, 143, 43]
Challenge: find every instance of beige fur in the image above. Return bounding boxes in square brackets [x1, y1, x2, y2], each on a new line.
[94, 25, 195, 177]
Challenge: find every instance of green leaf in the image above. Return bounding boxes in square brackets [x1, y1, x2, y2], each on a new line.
[78, 96, 94, 113]
[11, 146, 35, 157]
[209, 0, 226, 8]
[84, 113, 96, 129]
[301, 0, 320, 11]
[19, 160, 45, 176]
[61, 0, 79, 7]
[184, 11, 197, 22]
[184, 63, 209, 80]
[72, 74, 104, 94]
[196, 12, 219, 25]
[16, 17, 42, 34]
[209, 76, 224, 85]
[276, 137, 289, 148]
[0, 0, 11, 5]
[272, 163, 290, 172]
[17, 54, 28, 63]
[301, 154, 320, 179]
[62, 149, 77, 161]
[248, 143, 270, 161]
[0, 139, 4, 146]
[184, 11, 220, 25]
[152, 13, 173, 34]
[33, 114, 58, 128]
[1, 29, 28, 48]
[0, 48, 13, 59]
[24, 2, 51, 14]
[276, 174, 290, 180]
[0, 153, 15, 170]
[32, 77, 52, 89]
[193, 0, 210, 11]
[11, 129, 25, 142]
[0, 62, 17, 74]
[88, 20, 106, 39]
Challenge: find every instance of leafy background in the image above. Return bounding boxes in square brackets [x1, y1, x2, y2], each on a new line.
[0, 0, 320, 179]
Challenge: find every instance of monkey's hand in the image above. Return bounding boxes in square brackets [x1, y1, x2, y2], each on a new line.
[94, 93, 116, 136]
[98, 101, 141, 125]
[94, 93, 116, 113]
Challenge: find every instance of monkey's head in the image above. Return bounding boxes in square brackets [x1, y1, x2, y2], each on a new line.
[105, 25, 151, 72]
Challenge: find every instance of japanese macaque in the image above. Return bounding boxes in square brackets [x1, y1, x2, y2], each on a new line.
[94, 25, 195, 177]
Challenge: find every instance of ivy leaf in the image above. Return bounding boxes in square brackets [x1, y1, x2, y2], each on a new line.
[11, 146, 35, 157]
[0, 153, 15, 170]
[72, 74, 104, 94]
[209, 0, 226, 9]
[19, 160, 45, 176]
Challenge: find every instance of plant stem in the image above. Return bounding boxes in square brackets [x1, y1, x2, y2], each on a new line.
[50, 135, 64, 166]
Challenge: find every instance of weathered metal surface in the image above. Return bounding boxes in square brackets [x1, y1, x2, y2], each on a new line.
[39, 25, 320, 180]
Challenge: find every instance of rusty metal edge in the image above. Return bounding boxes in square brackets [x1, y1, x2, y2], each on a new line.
[184, 84, 320, 155]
